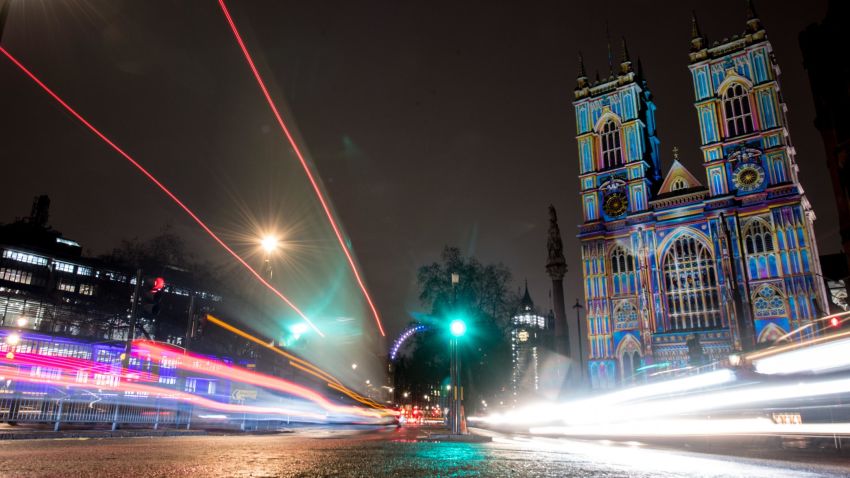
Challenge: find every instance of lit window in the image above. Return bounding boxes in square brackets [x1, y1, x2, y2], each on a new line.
[743, 219, 778, 280]
[663, 234, 721, 330]
[723, 84, 755, 138]
[600, 120, 623, 169]
[2, 250, 48, 266]
[671, 178, 688, 192]
[76, 266, 92, 276]
[0, 268, 32, 285]
[610, 246, 636, 296]
[53, 261, 75, 273]
[79, 284, 95, 296]
[57, 280, 75, 292]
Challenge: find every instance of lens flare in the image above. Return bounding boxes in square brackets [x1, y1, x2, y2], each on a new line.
[217, 0, 385, 337]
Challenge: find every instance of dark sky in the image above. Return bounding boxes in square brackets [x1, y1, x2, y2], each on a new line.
[1, 0, 838, 346]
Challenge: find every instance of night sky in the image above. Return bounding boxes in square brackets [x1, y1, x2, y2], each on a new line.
[0, 0, 838, 346]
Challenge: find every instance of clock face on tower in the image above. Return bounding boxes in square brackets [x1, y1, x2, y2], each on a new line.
[603, 192, 628, 217]
[732, 163, 765, 193]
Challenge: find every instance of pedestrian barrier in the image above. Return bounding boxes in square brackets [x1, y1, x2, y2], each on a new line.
[0, 395, 188, 431]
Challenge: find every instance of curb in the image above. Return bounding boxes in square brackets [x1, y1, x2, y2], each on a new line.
[0, 430, 208, 441]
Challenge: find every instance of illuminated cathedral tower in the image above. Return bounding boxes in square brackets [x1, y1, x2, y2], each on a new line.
[574, 3, 829, 389]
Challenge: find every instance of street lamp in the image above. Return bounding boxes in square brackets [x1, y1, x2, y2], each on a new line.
[259, 235, 280, 280]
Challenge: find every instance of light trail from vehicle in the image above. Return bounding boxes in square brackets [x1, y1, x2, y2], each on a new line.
[204, 315, 384, 409]
[530, 418, 850, 438]
[136, 341, 390, 418]
[473, 326, 850, 438]
[216, 0, 386, 337]
[0, 337, 390, 420]
[0, 45, 323, 338]
[0, 362, 331, 422]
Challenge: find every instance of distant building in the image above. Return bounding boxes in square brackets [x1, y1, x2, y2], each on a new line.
[509, 283, 547, 398]
[573, 4, 829, 388]
[800, 1, 850, 307]
[0, 195, 221, 345]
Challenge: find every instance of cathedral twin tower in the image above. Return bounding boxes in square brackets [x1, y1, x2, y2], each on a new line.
[573, 3, 828, 388]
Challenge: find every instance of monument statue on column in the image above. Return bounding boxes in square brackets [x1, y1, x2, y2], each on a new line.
[546, 206, 581, 391]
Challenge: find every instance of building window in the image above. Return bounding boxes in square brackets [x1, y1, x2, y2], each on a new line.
[76, 266, 92, 277]
[57, 280, 75, 292]
[671, 178, 688, 192]
[723, 84, 755, 138]
[0, 268, 33, 285]
[600, 120, 623, 169]
[53, 261, 75, 273]
[662, 234, 721, 330]
[2, 250, 48, 267]
[610, 246, 636, 296]
[743, 219, 778, 280]
[78, 284, 95, 296]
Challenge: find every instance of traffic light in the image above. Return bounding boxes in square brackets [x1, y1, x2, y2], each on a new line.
[140, 276, 166, 317]
[449, 319, 467, 338]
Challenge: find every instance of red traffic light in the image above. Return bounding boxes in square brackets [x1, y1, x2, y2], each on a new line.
[830, 317, 840, 327]
[151, 277, 166, 292]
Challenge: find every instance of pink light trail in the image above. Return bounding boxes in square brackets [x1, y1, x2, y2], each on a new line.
[217, 0, 386, 337]
[0, 46, 324, 337]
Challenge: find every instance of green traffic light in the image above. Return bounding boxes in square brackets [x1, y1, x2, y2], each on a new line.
[449, 319, 467, 337]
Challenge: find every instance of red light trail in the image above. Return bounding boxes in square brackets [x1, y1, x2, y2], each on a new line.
[0, 46, 323, 338]
[217, 0, 386, 337]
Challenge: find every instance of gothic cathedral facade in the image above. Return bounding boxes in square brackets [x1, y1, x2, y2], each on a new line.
[575, 7, 829, 389]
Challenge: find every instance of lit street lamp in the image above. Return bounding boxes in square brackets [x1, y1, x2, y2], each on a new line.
[259, 235, 280, 280]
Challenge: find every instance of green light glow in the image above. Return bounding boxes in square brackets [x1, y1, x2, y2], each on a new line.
[449, 319, 467, 337]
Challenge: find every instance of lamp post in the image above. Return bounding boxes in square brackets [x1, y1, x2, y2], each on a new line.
[572, 299, 585, 385]
[260, 235, 279, 280]
[449, 318, 466, 434]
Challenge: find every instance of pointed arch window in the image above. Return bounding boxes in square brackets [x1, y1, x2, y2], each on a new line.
[662, 234, 721, 331]
[723, 84, 755, 138]
[610, 246, 636, 295]
[600, 120, 623, 169]
[743, 219, 778, 280]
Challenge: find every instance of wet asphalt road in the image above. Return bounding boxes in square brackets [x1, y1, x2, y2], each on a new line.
[0, 426, 848, 477]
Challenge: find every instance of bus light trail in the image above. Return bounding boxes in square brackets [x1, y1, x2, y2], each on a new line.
[136, 341, 388, 419]
[0, 46, 323, 338]
[0, 363, 330, 422]
[205, 315, 383, 409]
[217, 0, 386, 337]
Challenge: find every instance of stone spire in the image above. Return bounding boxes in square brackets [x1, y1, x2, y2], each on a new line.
[745, 0, 762, 33]
[520, 280, 534, 313]
[619, 37, 633, 74]
[576, 52, 589, 89]
[690, 11, 706, 52]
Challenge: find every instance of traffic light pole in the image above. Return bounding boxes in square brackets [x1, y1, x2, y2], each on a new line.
[123, 268, 142, 368]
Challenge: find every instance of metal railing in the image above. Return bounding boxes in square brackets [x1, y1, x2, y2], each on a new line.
[0, 394, 189, 431]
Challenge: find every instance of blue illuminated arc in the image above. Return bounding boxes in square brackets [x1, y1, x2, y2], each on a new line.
[389, 324, 428, 361]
